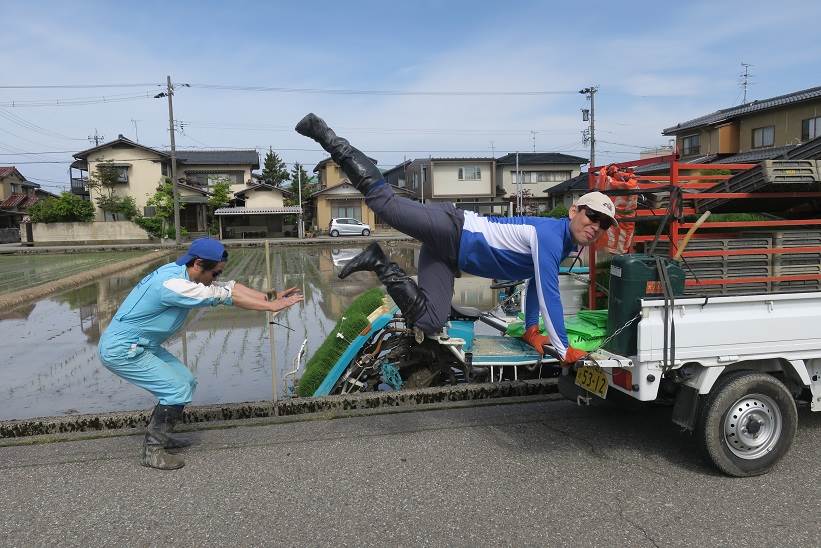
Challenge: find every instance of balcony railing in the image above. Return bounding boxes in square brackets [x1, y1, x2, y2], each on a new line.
[70, 177, 89, 194]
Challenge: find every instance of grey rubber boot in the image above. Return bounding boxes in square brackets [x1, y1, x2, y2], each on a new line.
[295, 113, 383, 195]
[141, 404, 186, 470]
[338, 242, 427, 325]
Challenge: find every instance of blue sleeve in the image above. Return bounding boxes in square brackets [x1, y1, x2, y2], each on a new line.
[531, 232, 569, 356]
[160, 278, 234, 308]
[524, 278, 539, 328]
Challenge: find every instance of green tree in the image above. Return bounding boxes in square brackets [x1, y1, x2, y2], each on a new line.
[207, 177, 232, 235]
[28, 192, 95, 223]
[87, 162, 137, 220]
[134, 178, 185, 239]
[542, 204, 569, 218]
[261, 147, 289, 187]
[285, 162, 313, 206]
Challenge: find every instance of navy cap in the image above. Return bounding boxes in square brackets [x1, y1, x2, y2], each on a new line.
[176, 238, 228, 265]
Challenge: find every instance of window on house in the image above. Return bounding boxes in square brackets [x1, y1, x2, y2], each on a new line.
[512, 171, 571, 184]
[412, 173, 418, 190]
[458, 166, 481, 181]
[186, 171, 243, 187]
[801, 116, 821, 141]
[114, 166, 129, 183]
[10, 183, 19, 193]
[144, 206, 157, 218]
[682, 134, 700, 156]
[752, 126, 774, 149]
[331, 204, 361, 220]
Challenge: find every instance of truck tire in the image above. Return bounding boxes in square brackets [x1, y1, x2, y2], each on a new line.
[696, 371, 797, 477]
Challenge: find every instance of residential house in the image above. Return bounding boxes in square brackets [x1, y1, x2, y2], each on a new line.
[310, 156, 415, 233]
[663, 85, 821, 161]
[71, 136, 260, 234]
[0, 167, 57, 241]
[495, 152, 588, 213]
[0, 166, 39, 229]
[544, 172, 589, 210]
[214, 182, 300, 238]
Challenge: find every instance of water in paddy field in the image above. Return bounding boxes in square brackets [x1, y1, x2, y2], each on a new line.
[0, 243, 587, 420]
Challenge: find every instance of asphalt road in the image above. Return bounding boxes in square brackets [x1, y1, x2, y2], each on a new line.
[1, 397, 819, 547]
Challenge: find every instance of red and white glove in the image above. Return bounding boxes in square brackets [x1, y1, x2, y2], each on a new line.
[562, 347, 588, 367]
[521, 325, 550, 355]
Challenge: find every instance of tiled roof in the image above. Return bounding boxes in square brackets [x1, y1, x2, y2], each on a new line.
[496, 152, 588, 165]
[172, 150, 260, 168]
[234, 182, 293, 197]
[214, 206, 302, 216]
[0, 193, 27, 209]
[0, 166, 25, 179]
[663, 85, 821, 134]
[544, 172, 589, 195]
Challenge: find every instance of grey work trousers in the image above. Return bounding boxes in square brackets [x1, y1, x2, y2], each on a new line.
[365, 183, 465, 335]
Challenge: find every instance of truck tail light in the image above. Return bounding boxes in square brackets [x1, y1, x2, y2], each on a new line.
[612, 368, 633, 391]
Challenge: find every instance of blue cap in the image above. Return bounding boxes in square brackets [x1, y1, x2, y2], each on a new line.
[176, 238, 228, 265]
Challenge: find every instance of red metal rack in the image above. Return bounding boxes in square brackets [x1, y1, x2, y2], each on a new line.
[586, 153, 821, 308]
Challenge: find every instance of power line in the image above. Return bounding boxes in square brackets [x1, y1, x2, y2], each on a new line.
[0, 83, 163, 89]
[0, 93, 156, 108]
[0, 108, 86, 141]
[187, 83, 578, 96]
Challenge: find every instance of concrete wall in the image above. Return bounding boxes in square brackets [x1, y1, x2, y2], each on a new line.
[22, 221, 151, 245]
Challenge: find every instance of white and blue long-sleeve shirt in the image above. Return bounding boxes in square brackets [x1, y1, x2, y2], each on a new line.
[457, 211, 575, 357]
[99, 262, 234, 362]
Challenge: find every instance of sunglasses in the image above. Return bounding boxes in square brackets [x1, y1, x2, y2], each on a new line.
[580, 206, 614, 230]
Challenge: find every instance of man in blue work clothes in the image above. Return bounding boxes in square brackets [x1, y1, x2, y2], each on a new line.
[296, 113, 616, 365]
[99, 238, 303, 470]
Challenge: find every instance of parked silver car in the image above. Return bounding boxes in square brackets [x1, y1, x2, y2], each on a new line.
[329, 218, 371, 237]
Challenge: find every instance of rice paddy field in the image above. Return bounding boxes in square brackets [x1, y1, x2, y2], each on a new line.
[0, 243, 587, 421]
[0, 251, 151, 295]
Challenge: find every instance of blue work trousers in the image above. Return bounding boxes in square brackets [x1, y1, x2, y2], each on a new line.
[100, 343, 196, 406]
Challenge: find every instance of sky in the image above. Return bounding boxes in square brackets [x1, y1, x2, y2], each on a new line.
[2, 0, 820, 193]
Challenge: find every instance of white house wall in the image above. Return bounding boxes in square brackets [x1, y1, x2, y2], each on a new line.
[87, 148, 165, 220]
[245, 191, 285, 208]
[432, 162, 493, 197]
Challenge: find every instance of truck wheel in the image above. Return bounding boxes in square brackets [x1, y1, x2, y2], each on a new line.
[696, 371, 797, 477]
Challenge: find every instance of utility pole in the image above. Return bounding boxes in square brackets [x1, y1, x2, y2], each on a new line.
[130, 119, 141, 143]
[297, 162, 304, 239]
[88, 129, 104, 146]
[531, 130, 536, 152]
[580, 86, 597, 171]
[166, 75, 181, 245]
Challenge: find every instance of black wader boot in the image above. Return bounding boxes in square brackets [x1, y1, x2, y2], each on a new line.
[141, 404, 186, 470]
[339, 242, 427, 326]
[147, 404, 192, 450]
[295, 113, 383, 195]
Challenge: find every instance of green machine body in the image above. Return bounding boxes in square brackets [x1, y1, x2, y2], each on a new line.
[604, 253, 685, 356]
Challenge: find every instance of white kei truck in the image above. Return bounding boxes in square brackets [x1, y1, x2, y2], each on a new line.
[559, 254, 821, 477]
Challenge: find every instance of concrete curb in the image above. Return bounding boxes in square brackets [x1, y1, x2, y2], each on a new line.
[0, 379, 559, 442]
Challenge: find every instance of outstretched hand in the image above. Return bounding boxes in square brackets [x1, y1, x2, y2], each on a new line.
[271, 292, 304, 312]
[278, 287, 302, 298]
